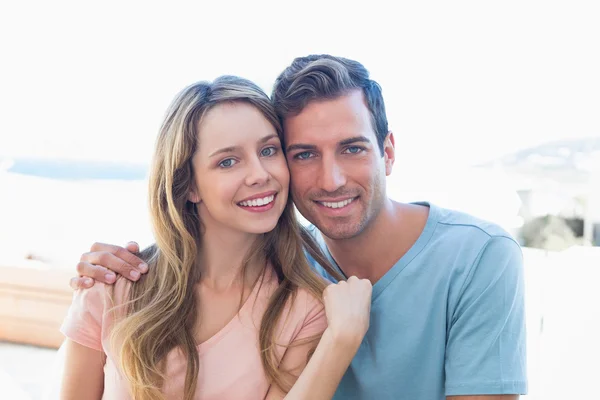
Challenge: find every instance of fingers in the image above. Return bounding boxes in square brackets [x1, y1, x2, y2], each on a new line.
[323, 276, 372, 301]
[89, 242, 147, 271]
[347, 275, 372, 292]
[347, 275, 371, 285]
[327, 276, 371, 289]
[69, 276, 94, 290]
[114, 244, 148, 273]
[323, 280, 343, 298]
[80, 251, 144, 281]
[70, 241, 147, 291]
[125, 241, 140, 253]
[76, 261, 119, 284]
[323, 275, 372, 345]
[82, 242, 147, 279]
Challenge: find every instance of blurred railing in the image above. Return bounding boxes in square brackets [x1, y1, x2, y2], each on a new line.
[0, 261, 72, 348]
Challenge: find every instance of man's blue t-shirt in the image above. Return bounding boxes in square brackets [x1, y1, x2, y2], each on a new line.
[307, 202, 528, 399]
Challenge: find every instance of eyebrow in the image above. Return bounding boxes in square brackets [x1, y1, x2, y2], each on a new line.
[209, 133, 279, 157]
[286, 143, 317, 153]
[339, 136, 371, 146]
[286, 135, 371, 153]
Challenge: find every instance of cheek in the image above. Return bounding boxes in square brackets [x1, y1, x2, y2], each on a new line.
[289, 168, 311, 198]
[198, 175, 238, 208]
[362, 166, 385, 197]
[270, 158, 290, 188]
[359, 170, 378, 191]
[349, 156, 380, 183]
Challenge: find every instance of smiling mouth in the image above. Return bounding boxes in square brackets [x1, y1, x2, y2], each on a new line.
[238, 194, 276, 208]
[315, 197, 357, 209]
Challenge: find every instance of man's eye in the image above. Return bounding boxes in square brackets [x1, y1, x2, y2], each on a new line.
[218, 158, 237, 168]
[344, 146, 364, 154]
[295, 151, 314, 160]
[261, 146, 277, 157]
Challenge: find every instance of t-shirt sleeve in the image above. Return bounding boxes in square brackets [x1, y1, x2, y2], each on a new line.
[60, 282, 107, 352]
[445, 236, 528, 396]
[293, 292, 328, 342]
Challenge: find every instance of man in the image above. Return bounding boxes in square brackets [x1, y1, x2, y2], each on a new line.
[70, 54, 527, 399]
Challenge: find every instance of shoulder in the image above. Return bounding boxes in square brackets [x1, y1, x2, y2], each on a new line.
[413, 204, 523, 289]
[61, 276, 134, 353]
[436, 205, 522, 264]
[111, 276, 133, 306]
[437, 209, 524, 307]
[291, 287, 327, 340]
[70, 277, 132, 317]
[61, 281, 112, 351]
[295, 286, 325, 317]
[434, 203, 516, 240]
[71, 280, 110, 312]
[424, 203, 521, 257]
[275, 285, 327, 343]
[262, 263, 325, 318]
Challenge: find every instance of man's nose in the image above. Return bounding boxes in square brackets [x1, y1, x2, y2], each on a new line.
[317, 156, 346, 193]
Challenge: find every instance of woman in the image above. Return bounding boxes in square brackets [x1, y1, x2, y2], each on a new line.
[59, 76, 372, 400]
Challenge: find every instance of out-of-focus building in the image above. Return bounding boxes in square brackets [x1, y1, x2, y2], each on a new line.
[476, 137, 600, 246]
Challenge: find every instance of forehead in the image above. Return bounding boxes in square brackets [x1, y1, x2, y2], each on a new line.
[197, 102, 276, 152]
[283, 90, 375, 146]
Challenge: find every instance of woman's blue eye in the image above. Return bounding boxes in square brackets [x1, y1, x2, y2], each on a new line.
[261, 146, 276, 157]
[219, 159, 236, 168]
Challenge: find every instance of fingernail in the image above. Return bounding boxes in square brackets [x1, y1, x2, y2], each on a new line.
[138, 263, 148, 273]
[84, 278, 94, 286]
[130, 270, 140, 280]
[105, 273, 116, 283]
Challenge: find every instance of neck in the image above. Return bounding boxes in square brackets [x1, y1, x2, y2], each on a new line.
[198, 224, 264, 291]
[323, 200, 423, 284]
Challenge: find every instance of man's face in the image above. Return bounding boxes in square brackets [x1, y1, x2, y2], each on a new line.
[284, 90, 395, 240]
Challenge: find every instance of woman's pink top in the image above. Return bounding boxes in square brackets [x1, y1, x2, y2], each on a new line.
[60, 267, 327, 399]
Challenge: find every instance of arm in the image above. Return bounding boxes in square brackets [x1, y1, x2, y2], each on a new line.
[70, 241, 148, 289]
[445, 236, 527, 397]
[60, 280, 111, 399]
[266, 329, 361, 400]
[448, 396, 518, 400]
[60, 339, 104, 400]
[266, 276, 372, 400]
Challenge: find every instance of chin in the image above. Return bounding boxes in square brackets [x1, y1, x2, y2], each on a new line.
[246, 221, 279, 235]
[318, 222, 364, 240]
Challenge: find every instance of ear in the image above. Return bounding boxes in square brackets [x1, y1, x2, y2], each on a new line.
[188, 185, 201, 203]
[383, 132, 395, 176]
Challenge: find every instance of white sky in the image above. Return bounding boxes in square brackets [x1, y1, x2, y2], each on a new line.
[1, 0, 598, 176]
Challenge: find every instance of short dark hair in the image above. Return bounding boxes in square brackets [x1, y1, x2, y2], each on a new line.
[271, 54, 389, 154]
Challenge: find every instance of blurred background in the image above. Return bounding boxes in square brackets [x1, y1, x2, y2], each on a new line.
[1, 0, 599, 398]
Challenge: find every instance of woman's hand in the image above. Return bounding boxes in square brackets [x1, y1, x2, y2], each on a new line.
[323, 276, 372, 348]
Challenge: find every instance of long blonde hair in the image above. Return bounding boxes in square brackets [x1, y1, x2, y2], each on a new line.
[110, 76, 342, 400]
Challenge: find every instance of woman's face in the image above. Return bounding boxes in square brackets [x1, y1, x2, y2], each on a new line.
[190, 102, 289, 236]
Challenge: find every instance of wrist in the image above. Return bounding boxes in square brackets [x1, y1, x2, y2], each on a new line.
[322, 326, 364, 352]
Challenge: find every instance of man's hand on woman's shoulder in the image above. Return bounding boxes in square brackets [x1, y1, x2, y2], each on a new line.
[69, 241, 148, 290]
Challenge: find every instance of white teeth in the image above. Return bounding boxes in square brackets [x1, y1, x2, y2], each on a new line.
[239, 195, 275, 207]
[320, 198, 355, 209]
